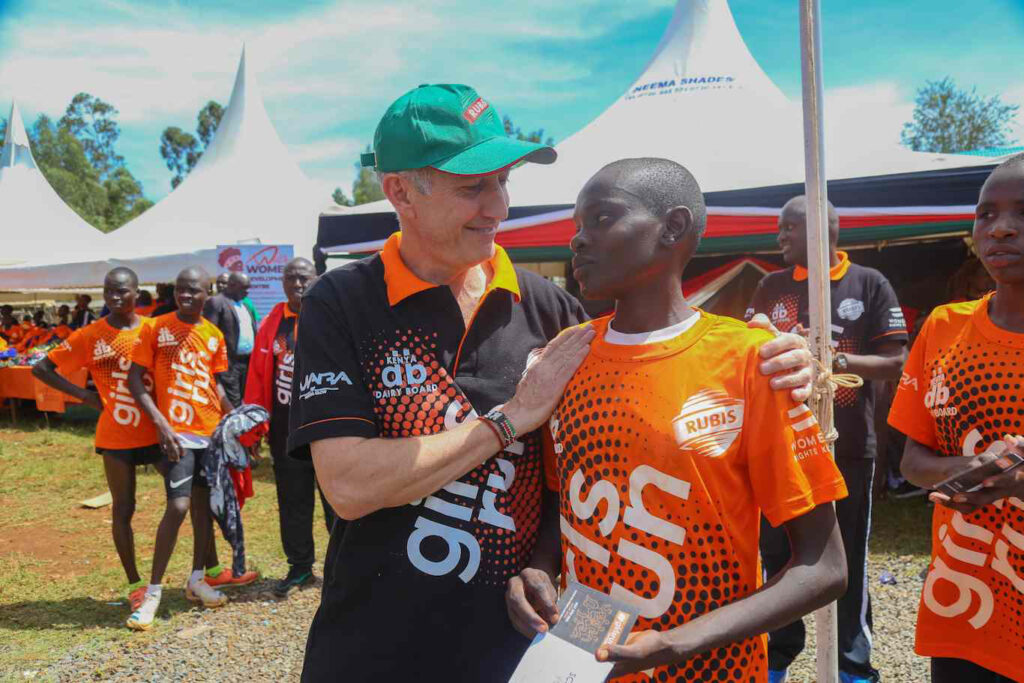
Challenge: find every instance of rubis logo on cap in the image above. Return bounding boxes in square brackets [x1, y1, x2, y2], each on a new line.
[462, 97, 490, 124]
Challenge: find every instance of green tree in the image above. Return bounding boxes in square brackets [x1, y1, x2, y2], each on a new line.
[30, 114, 109, 228]
[196, 101, 224, 148]
[503, 115, 554, 146]
[332, 186, 354, 206]
[901, 77, 1020, 153]
[103, 166, 153, 227]
[160, 127, 201, 189]
[160, 100, 224, 190]
[59, 93, 124, 178]
[352, 167, 385, 204]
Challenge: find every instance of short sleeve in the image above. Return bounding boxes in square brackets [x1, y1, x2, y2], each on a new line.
[743, 344, 848, 528]
[867, 275, 908, 348]
[47, 328, 89, 374]
[133, 321, 156, 370]
[287, 289, 379, 455]
[211, 331, 229, 374]
[887, 315, 938, 449]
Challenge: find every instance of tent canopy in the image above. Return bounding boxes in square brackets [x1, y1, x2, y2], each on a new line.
[0, 46, 325, 289]
[0, 101, 104, 267]
[317, 0, 1000, 262]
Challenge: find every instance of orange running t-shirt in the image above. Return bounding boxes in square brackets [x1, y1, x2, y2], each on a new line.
[133, 313, 229, 437]
[544, 313, 847, 683]
[888, 294, 1024, 681]
[47, 317, 159, 450]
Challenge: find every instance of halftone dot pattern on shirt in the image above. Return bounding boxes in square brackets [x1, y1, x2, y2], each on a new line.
[136, 314, 228, 438]
[888, 296, 1024, 677]
[48, 318, 157, 450]
[551, 364, 761, 683]
[358, 329, 543, 587]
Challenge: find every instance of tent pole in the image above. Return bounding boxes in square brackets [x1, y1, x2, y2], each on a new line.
[798, 1, 839, 682]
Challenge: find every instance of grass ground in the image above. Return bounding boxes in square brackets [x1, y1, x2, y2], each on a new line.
[0, 413, 329, 679]
[0, 414, 935, 681]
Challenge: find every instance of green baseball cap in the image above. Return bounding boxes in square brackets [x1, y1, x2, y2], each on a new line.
[361, 84, 556, 175]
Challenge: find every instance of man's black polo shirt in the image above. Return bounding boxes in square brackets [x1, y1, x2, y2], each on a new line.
[745, 251, 907, 460]
[288, 233, 586, 682]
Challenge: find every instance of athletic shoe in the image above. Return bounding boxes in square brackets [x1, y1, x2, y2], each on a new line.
[126, 591, 161, 631]
[205, 567, 260, 588]
[273, 566, 314, 598]
[768, 670, 787, 683]
[128, 584, 148, 611]
[184, 579, 228, 608]
[891, 480, 927, 499]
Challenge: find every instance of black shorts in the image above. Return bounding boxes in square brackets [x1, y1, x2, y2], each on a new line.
[97, 445, 162, 466]
[161, 447, 211, 499]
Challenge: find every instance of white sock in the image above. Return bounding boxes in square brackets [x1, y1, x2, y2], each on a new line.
[135, 586, 161, 620]
[146, 584, 162, 598]
[189, 570, 205, 586]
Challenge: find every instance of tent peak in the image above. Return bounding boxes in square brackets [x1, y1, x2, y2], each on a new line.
[1, 100, 35, 170]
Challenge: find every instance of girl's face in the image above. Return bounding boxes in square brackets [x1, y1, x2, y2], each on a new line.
[974, 164, 1024, 287]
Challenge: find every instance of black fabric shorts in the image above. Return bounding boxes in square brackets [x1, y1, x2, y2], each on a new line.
[161, 447, 210, 499]
[97, 445, 162, 466]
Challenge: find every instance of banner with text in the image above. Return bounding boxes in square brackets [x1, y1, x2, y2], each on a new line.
[216, 244, 294, 319]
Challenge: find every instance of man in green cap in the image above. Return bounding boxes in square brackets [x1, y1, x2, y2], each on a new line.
[287, 84, 815, 682]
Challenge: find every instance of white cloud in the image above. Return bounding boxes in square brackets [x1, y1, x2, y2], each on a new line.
[824, 81, 915, 150]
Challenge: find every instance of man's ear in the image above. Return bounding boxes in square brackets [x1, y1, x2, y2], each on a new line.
[380, 173, 417, 223]
[662, 205, 696, 247]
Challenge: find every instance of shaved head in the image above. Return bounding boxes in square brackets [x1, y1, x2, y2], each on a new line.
[781, 195, 840, 238]
[177, 266, 209, 288]
[284, 257, 314, 275]
[597, 158, 707, 236]
[105, 266, 139, 288]
[225, 271, 251, 301]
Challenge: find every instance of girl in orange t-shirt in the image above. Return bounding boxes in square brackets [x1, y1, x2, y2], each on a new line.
[888, 155, 1024, 682]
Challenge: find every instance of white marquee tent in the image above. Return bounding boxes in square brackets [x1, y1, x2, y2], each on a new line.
[319, 0, 1001, 256]
[0, 46, 324, 289]
[0, 101, 104, 267]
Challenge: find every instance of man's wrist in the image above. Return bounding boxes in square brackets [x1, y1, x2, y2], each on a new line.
[500, 400, 528, 436]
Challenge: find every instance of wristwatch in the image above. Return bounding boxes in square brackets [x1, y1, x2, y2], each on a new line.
[833, 352, 849, 372]
[481, 408, 518, 450]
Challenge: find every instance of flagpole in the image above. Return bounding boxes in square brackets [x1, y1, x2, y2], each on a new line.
[798, 0, 839, 681]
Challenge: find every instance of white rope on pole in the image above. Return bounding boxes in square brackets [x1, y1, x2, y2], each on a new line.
[798, 1, 840, 681]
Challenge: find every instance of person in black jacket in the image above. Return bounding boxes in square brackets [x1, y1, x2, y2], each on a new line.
[203, 272, 259, 407]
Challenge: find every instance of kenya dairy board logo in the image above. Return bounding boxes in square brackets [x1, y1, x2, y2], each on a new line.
[771, 302, 789, 325]
[92, 339, 115, 361]
[672, 389, 744, 458]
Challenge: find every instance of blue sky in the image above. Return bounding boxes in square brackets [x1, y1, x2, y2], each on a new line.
[1, 0, 1023, 203]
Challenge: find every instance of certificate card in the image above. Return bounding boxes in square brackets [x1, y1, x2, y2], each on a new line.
[509, 580, 639, 683]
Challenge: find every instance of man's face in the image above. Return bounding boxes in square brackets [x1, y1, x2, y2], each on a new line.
[225, 276, 250, 302]
[777, 204, 809, 267]
[175, 274, 209, 316]
[283, 264, 315, 310]
[401, 169, 511, 273]
[570, 169, 666, 301]
[216, 273, 229, 293]
[104, 273, 137, 316]
[58, 305, 70, 322]
[974, 165, 1024, 286]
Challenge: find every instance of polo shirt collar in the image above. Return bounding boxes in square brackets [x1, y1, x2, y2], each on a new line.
[792, 251, 850, 282]
[283, 304, 298, 319]
[380, 232, 521, 306]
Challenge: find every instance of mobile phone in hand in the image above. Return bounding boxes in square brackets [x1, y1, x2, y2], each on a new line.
[935, 451, 1024, 496]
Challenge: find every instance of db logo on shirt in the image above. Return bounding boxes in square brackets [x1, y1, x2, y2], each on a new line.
[673, 389, 744, 458]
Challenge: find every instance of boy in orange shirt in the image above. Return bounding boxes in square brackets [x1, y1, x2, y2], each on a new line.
[888, 154, 1024, 682]
[127, 266, 234, 629]
[506, 158, 849, 682]
[33, 267, 160, 616]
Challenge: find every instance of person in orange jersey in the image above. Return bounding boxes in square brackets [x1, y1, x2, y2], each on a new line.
[33, 268, 160, 620]
[889, 153, 1024, 683]
[126, 267, 248, 629]
[507, 158, 849, 683]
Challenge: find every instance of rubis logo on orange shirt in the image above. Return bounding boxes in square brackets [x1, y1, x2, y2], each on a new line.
[672, 389, 744, 458]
